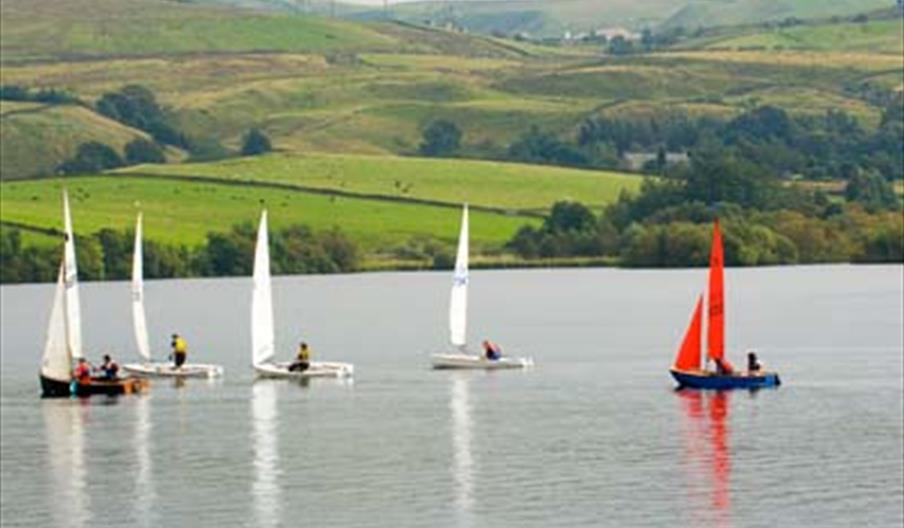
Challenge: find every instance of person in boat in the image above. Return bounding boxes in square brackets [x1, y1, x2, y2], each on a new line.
[713, 357, 735, 376]
[73, 358, 92, 384]
[96, 354, 120, 380]
[482, 340, 502, 361]
[747, 351, 762, 374]
[171, 333, 188, 368]
[289, 342, 311, 372]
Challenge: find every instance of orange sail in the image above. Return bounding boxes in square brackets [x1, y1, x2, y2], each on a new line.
[707, 220, 725, 362]
[674, 295, 703, 371]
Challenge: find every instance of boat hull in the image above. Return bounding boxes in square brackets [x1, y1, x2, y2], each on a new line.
[670, 368, 780, 390]
[431, 353, 534, 370]
[41, 374, 150, 397]
[123, 362, 224, 378]
[254, 361, 354, 379]
[40, 375, 73, 398]
[74, 377, 150, 397]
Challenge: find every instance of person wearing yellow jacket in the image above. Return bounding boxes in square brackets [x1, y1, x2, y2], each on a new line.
[289, 342, 311, 372]
[171, 333, 188, 368]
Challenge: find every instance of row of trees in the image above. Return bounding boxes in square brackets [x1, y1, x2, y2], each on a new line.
[0, 223, 357, 284]
[57, 129, 272, 175]
[508, 199, 902, 267]
[505, 145, 903, 266]
[0, 84, 80, 105]
[578, 102, 904, 182]
[418, 101, 903, 188]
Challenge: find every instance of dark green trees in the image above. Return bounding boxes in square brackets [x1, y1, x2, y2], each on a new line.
[241, 128, 273, 156]
[57, 142, 124, 174]
[125, 138, 166, 164]
[419, 120, 462, 157]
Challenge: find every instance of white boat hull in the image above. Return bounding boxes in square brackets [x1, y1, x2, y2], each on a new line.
[254, 361, 354, 379]
[431, 353, 533, 370]
[122, 362, 224, 378]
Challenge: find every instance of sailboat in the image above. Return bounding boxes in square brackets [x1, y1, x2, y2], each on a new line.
[431, 204, 533, 369]
[40, 191, 149, 397]
[122, 213, 224, 378]
[669, 220, 780, 390]
[251, 210, 353, 379]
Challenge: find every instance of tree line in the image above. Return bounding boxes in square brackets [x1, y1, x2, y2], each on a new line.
[505, 145, 903, 267]
[0, 223, 357, 284]
[419, 100, 904, 186]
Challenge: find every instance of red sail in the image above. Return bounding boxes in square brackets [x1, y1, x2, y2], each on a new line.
[674, 295, 703, 371]
[707, 219, 725, 362]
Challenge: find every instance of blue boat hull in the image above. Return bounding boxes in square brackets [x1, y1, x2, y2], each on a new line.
[670, 369, 780, 390]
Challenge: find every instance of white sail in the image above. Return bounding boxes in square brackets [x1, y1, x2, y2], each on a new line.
[63, 190, 83, 359]
[41, 265, 72, 382]
[132, 213, 151, 362]
[449, 204, 469, 348]
[252, 210, 275, 367]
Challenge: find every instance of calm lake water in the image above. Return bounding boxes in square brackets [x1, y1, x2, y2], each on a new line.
[1, 266, 902, 527]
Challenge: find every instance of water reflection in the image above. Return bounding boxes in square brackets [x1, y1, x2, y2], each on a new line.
[676, 390, 732, 528]
[42, 400, 90, 528]
[449, 374, 473, 523]
[132, 395, 155, 527]
[251, 382, 281, 528]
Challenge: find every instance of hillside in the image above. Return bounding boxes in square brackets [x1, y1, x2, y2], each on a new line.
[1, 0, 901, 280]
[0, 101, 182, 180]
[0, 0, 531, 62]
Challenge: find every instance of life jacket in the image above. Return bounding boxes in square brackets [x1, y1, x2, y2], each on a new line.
[74, 363, 91, 382]
[174, 337, 187, 354]
[298, 346, 310, 362]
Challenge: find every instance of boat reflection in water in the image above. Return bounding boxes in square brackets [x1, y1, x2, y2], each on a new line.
[251, 382, 281, 528]
[449, 374, 474, 525]
[42, 400, 90, 528]
[132, 395, 155, 527]
[677, 390, 732, 528]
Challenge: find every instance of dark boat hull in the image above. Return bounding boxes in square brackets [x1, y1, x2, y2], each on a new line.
[40, 375, 73, 398]
[670, 368, 780, 390]
[40, 375, 149, 398]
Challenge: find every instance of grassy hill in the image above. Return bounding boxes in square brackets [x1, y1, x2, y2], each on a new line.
[0, 101, 183, 180]
[0, 0, 396, 62]
[0, 0, 533, 63]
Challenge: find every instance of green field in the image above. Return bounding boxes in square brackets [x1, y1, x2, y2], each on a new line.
[0, 176, 536, 251]
[121, 153, 644, 212]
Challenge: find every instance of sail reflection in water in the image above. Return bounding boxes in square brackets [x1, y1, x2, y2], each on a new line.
[450, 375, 474, 522]
[251, 382, 281, 528]
[42, 401, 90, 528]
[132, 396, 155, 527]
[676, 390, 732, 528]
